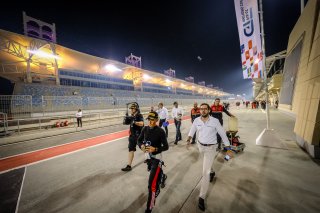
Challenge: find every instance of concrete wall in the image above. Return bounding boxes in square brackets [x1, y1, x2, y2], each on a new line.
[282, 0, 320, 158]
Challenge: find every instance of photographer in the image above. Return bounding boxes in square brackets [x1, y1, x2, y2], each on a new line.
[137, 111, 169, 213]
[121, 103, 144, 172]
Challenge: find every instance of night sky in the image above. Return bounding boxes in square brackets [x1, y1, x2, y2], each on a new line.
[0, 0, 304, 99]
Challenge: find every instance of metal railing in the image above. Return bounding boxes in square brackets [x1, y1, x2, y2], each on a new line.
[0, 112, 9, 136]
[0, 95, 212, 119]
[2, 105, 194, 138]
[0, 95, 32, 118]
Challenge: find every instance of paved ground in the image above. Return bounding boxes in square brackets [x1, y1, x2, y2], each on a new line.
[0, 107, 319, 213]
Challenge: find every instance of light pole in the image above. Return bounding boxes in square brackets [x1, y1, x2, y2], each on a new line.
[255, 0, 286, 149]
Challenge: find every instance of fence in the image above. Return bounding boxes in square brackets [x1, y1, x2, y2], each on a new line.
[1, 105, 192, 138]
[0, 112, 9, 136]
[0, 95, 213, 119]
[0, 95, 32, 118]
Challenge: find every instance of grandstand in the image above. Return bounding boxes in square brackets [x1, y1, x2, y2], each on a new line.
[0, 28, 230, 119]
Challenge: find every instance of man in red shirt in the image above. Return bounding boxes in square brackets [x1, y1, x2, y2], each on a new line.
[210, 98, 235, 149]
[190, 102, 201, 144]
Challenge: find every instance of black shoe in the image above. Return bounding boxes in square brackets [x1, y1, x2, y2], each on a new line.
[174, 141, 178, 145]
[191, 141, 196, 144]
[121, 165, 132, 171]
[198, 197, 205, 211]
[210, 172, 215, 182]
[145, 209, 152, 213]
[161, 174, 167, 188]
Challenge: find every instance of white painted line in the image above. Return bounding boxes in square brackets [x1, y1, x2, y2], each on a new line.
[0, 129, 128, 161]
[15, 167, 26, 213]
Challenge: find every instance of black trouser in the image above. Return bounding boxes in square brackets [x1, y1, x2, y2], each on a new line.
[192, 131, 197, 143]
[174, 119, 182, 142]
[77, 117, 82, 127]
[146, 158, 164, 212]
[159, 119, 168, 138]
[191, 120, 196, 143]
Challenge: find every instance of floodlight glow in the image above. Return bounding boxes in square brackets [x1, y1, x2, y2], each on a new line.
[27, 50, 61, 59]
[180, 83, 185, 87]
[104, 64, 122, 72]
[165, 79, 171, 83]
[255, 58, 260, 64]
[143, 74, 151, 80]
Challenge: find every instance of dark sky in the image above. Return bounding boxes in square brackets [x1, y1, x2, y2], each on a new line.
[0, 0, 304, 99]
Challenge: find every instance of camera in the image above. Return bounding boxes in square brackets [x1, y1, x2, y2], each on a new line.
[123, 113, 134, 125]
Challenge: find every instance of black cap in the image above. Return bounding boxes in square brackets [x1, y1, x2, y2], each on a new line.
[146, 111, 159, 120]
[129, 103, 138, 109]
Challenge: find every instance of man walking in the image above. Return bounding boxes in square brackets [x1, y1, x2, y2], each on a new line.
[210, 98, 235, 149]
[157, 102, 169, 138]
[121, 103, 144, 171]
[138, 111, 169, 213]
[190, 102, 200, 144]
[171, 101, 184, 144]
[187, 103, 231, 211]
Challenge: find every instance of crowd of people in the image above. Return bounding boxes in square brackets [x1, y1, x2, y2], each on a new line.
[121, 98, 235, 212]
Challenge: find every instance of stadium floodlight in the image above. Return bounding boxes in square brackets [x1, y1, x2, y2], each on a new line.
[165, 79, 171, 83]
[104, 64, 122, 72]
[143, 74, 151, 80]
[180, 83, 185, 87]
[27, 49, 61, 59]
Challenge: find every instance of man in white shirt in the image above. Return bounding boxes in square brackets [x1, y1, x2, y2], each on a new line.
[171, 101, 184, 144]
[157, 102, 169, 138]
[186, 103, 230, 211]
[75, 109, 82, 127]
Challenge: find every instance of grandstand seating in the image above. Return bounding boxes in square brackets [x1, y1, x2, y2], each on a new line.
[142, 82, 173, 94]
[12, 74, 215, 113]
[176, 88, 193, 96]
[59, 69, 134, 91]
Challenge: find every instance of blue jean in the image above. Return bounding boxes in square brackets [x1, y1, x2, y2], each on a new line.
[174, 119, 182, 141]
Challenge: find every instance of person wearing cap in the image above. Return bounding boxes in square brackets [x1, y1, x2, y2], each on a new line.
[121, 103, 144, 171]
[156, 102, 169, 138]
[171, 101, 184, 144]
[186, 103, 231, 211]
[137, 111, 169, 213]
[190, 102, 201, 144]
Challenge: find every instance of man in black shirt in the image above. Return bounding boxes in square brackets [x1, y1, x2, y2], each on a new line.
[138, 111, 169, 213]
[121, 103, 144, 171]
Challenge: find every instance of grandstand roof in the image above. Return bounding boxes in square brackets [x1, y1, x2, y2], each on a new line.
[0, 29, 229, 96]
